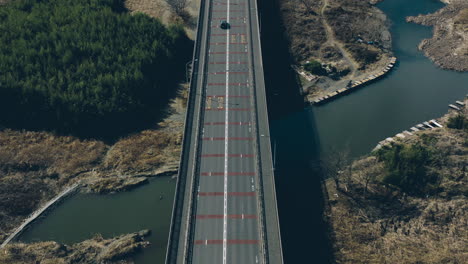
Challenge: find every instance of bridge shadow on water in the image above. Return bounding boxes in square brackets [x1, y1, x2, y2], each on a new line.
[258, 0, 333, 263]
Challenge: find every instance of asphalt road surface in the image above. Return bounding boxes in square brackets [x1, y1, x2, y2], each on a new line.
[167, 0, 283, 262]
[191, 0, 264, 263]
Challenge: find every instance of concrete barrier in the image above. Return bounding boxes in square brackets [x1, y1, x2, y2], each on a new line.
[164, 0, 208, 261]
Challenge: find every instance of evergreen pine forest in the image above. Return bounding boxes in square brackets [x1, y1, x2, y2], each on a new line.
[0, 0, 192, 138]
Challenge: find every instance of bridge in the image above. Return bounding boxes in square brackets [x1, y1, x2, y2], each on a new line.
[165, 0, 283, 262]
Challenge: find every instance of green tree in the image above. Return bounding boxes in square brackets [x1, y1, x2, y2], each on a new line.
[0, 0, 192, 138]
[447, 114, 467, 130]
[377, 143, 437, 194]
[304, 60, 327, 75]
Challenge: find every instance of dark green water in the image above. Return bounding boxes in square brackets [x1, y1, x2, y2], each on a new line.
[17, 0, 468, 263]
[18, 177, 175, 263]
[266, 0, 467, 263]
[312, 0, 468, 157]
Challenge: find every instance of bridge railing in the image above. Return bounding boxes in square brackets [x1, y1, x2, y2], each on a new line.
[165, 0, 208, 262]
[249, 0, 284, 262]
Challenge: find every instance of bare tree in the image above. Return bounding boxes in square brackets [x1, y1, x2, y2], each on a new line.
[167, 0, 189, 18]
[298, 0, 318, 14]
[321, 147, 351, 191]
[356, 157, 383, 197]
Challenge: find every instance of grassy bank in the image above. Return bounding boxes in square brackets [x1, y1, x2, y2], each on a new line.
[0, 230, 151, 263]
[324, 101, 467, 263]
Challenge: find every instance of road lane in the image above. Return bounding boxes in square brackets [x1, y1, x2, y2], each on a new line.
[191, 0, 263, 262]
[167, 0, 283, 262]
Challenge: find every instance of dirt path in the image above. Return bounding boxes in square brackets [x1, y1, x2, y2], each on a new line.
[320, 0, 360, 78]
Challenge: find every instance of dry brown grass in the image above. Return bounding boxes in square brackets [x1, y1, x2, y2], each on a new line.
[279, 0, 327, 62]
[0, 230, 150, 264]
[455, 8, 468, 24]
[0, 130, 107, 179]
[407, 1, 468, 71]
[124, 0, 200, 39]
[102, 130, 182, 174]
[0, 86, 187, 241]
[125, 0, 173, 24]
[0, 130, 108, 241]
[325, 106, 468, 264]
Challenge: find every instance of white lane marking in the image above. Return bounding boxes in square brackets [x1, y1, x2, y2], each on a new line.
[223, 1, 230, 263]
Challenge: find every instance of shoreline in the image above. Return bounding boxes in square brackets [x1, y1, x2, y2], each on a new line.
[310, 56, 397, 104]
[278, 0, 394, 104]
[0, 182, 80, 248]
[406, 0, 468, 72]
[322, 97, 467, 263]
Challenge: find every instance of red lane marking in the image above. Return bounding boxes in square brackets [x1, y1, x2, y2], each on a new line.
[198, 192, 256, 196]
[194, 239, 259, 245]
[206, 95, 250, 98]
[212, 17, 246, 20]
[202, 137, 253, 141]
[213, 3, 246, 5]
[201, 172, 256, 176]
[210, 33, 247, 36]
[209, 51, 248, 54]
[210, 42, 248, 45]
[204, 122, 251, 125]
[205, 108, 251, 111]
[200, 154, 254, 158]
[212, 10, 244, 12]
[207, 82, 248, 86]
[209, 61, 248, 64]
[196, 214, 257, 219]
[207, 71, 248, 74]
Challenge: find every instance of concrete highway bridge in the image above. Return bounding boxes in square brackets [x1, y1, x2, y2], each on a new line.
[166, 0, 283, 262]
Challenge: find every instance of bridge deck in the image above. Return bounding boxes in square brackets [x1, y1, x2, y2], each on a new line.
[166, 0, 283, 262]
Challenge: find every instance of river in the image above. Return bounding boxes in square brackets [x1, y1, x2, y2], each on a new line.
[17, 0, 468, 263]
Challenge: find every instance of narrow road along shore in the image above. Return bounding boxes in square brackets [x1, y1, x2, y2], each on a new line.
[0, 182, 80, 249]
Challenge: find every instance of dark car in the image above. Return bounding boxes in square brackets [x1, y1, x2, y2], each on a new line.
[220, 20, 230, 29]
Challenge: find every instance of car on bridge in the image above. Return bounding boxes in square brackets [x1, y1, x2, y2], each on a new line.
[220, 20, 230, 29]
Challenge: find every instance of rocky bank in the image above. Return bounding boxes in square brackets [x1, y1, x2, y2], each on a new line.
[0, 230, 151, 264]
[324, 99, 467, 263]
[279, 0, 393, 101]
[407, 0, 468, 72]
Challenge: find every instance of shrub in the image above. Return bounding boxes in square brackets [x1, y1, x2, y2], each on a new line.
[447, 114, 467, 130]
[377, 143, 437, 194]
[304, 60, 327, 75]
